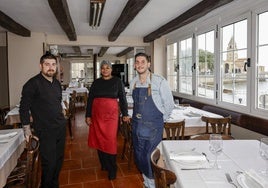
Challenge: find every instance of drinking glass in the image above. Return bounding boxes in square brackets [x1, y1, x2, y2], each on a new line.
[259, 138, 268, 175]
[174, 99, 180, 107]
[209, 134, 223, 169]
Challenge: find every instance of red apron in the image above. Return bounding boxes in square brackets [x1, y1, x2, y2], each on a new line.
[88, 98, 119, 154]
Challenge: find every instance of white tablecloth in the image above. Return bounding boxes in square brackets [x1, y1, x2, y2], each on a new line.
[128, 106, 222, 128]
[0, 128, 25, 187]
[65, 87, 89, 94]
[159, 140, 268, 188]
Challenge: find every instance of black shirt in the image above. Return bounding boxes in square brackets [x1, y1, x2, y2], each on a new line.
[19, 73, 65, 130]
[86, 76, 128, 117]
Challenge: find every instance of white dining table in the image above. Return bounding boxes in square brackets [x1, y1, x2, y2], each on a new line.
[128, 106, 223, 136]
[158, 140, 268, 188]
[0, 128, 25, 188]
[65, 87, 89, 94]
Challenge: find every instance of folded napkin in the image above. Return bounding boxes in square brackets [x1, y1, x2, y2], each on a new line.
[169, 151, 209, 169]
[0, 132, 18, 140]
[244, 169, 268, 188]
[184, 111, 202, 117]
[170, 153, 206, 161]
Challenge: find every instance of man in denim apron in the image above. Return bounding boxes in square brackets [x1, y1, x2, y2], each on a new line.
[129, 53, 174, 188]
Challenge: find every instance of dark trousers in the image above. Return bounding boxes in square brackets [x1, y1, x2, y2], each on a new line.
[36, 125, 66, 188]
[97, 150, 117, 179]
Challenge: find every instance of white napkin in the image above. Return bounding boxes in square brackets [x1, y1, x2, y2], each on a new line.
[244, 169, 268, 188]
[170, 153, 206, 161]
[0, 132, 18, 140]
[184, 111, 202, 117]
[170, 151, 209, 169]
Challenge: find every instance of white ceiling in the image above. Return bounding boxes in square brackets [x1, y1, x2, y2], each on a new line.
[0, 0, 203, 55]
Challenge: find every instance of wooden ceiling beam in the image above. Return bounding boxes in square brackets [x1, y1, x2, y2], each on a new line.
[143, 0, 234, 43]
[108, 0, 150, 42]
[116, 47, 134, 57]
[98, 47, 109, 57]
[48, 0, 77, 41]
[0, 10, 30, 37]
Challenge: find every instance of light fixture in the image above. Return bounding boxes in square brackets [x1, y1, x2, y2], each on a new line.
[89, 0, 106, 29]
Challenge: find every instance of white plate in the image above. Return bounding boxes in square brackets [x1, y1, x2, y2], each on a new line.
[237, 174, 263, 188]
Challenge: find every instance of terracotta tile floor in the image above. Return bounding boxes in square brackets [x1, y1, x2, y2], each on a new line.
[59, 108, 144, 188]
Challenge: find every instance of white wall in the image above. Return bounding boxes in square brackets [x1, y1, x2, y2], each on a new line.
[152, 37, 166, 77]
[8, 32, 45, 107]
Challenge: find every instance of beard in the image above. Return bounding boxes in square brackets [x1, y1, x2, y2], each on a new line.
[43, 69, 56, 77]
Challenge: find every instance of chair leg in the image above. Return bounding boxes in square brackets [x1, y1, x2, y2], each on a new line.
[68, 118, 73, 140]
[127, 145, 133, 170]
[121, 138, 127, 159]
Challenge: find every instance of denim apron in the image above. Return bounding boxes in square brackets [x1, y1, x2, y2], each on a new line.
[132, 86, 163, 178]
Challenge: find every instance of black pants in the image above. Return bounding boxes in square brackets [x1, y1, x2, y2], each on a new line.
[97, 150, 117, 179]
[36, 125, 66, 188]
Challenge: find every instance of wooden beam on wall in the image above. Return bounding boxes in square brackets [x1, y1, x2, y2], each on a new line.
[116, 47, 134, 57]
[143, 0, 234, 42]
[0, 10, 30, 37]
[98, 47, 109, 57]
[48, 0, 77, 41]
[108, 0, 150, 42]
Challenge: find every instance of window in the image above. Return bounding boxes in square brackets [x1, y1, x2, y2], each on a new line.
[71, 63, 85, 80]
[197, 30, 215, 99]
[178, 37, 193, 94]
[127, 57, 135, 82]
[220, 19, 248, 106]
[167, 43, 177, 91]
[257, 11, 268, 110]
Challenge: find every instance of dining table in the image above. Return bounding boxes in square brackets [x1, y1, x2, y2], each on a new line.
[127, 105, 223, 137]
[0, 128, 25, 188]
[158, 139, 268, 188]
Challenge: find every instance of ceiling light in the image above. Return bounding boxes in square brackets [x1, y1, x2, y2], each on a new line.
[89, 0, 106, 29]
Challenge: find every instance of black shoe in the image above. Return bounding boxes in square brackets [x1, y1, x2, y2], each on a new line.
[108, 173, 116, 180]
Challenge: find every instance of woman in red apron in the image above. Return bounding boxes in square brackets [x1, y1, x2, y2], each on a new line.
[85, 60, 130, 180]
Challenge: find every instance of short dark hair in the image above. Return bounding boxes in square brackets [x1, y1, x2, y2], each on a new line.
[40, 51, 57, 64]
[135, 52, 150, 62]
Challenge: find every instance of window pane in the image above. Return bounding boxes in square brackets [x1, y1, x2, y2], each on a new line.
[197, 30, 215, 99]
[179, 37, 192, 94]
[167, 43, 177, 91]
[257, 12, 268, 110]
[221, 19, 248, 106]
[259, 12, 268, 45]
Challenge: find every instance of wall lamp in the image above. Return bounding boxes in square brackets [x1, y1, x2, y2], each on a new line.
[89, 0, 106, 29]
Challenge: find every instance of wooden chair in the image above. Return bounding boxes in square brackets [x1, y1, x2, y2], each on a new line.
[164, 120, 185, 140]
[63, 101, 74, 140]
[151, 148, 177, 188]
[120, 118, 133, 170]
[0, 106, 10, 125]
[5, 135, 41, 188]
[201, 116, 232, 135]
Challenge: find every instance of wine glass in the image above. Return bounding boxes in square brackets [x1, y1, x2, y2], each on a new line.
[259, 138, 268, 175]
[209, 134, 223, 169]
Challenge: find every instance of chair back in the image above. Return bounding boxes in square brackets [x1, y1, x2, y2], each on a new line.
[0, 106, 10, 125]
[164, 120, 185, 140]
[202, 116, 232, 135]
[120, 118, 133, 170]
[26, 135, 41, 188]
[151, 148, 177, 188]
[5, 135, 40, 188]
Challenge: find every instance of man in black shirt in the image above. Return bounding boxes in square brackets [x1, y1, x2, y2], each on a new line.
[19, 52, 66, 188]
